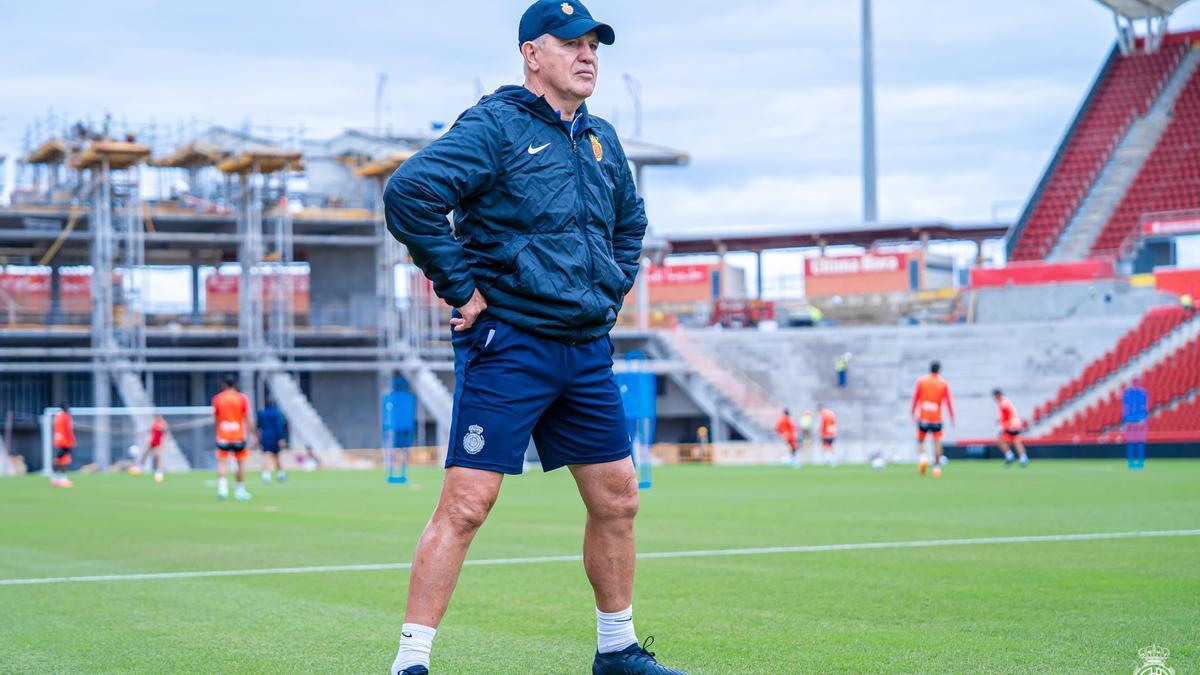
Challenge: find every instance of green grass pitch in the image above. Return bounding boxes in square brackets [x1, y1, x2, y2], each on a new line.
[2, 461, 1198, 673]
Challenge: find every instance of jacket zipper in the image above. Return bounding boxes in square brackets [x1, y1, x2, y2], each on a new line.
[566, 116, 598, 334]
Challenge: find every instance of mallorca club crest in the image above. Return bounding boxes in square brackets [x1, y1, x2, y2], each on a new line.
[561, 2, 574, 15]
[1134, 645, 1174, 675]
[589, 133, 603, 162]
[463, 425, 486, 454]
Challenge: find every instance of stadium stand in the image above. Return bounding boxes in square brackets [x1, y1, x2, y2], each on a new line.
[1042, 332, 1199, 441]
[1030, 305, 1193, 423]
[1029, 306, 1200, 439]
[683, 317, 1137, 459]
[1010, 42, 1188, 261]
[1091, 53, 1200, 256]
[1148, 389, 1200, 433]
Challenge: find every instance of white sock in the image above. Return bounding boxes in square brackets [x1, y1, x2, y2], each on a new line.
[262, 470, 271, 481]
[392, 623, 436, 671]
[596, 606, 637, 654]
[218, 477, 228, 492]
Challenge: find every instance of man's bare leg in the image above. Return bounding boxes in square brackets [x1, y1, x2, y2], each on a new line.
[570, 458, 639, 612]
[404, 467, 504, 627]
[998, 436, 1011, 459]
[569, 457, 643, 657]
[393, 467, 503, 673]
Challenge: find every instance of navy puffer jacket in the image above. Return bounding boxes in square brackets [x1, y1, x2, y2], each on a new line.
[384, 85, 647, 343]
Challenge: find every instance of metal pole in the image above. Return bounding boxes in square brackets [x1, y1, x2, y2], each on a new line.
[861, 0, 879, 223]
[623, 74, 643, 139]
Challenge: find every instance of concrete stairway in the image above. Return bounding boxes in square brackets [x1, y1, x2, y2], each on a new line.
[261, 357, 346, 465]
[1030, 313, 1200, 434]
[111, 362, 191, 471]
[1049, 48, 1200, 262]
[655, 330, 778, 442]
[400, 358, 454, 454]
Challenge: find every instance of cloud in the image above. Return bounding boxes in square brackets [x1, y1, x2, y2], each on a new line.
[6, 0, 1200, 234]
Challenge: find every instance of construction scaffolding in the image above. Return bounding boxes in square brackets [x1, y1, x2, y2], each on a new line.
[0, 115, 689, 471]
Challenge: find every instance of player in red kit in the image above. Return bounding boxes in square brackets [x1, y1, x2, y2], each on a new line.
[993, 389, 1029, 468]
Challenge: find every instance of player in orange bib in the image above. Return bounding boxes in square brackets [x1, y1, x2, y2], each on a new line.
[993, 389, 1029, 468]
[911, 361, 955, 477]
[818, 404, 838, 467]
[50, 403, 76, 488]
[774, 408, 800, 465]
[136, 415, 168, 483]
[212, 375, 257, 500]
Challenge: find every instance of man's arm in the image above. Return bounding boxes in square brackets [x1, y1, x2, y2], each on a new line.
[383, 107, 503, 311]
[610, 141, 649, 297]
[944, 387, 956, 426]
[910, 384, 921, 418]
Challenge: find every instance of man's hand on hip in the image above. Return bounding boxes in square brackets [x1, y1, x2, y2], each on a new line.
[451, 289, 488, 332]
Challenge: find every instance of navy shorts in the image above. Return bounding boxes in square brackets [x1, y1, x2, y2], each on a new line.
[447, 315, 632, 475]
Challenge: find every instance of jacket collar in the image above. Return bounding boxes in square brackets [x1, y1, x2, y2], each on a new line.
[489, 85, 597, 135]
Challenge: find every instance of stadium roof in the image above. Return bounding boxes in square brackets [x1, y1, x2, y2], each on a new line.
[664, 219, 1009, 255]
[1094, 0, 1193, 19]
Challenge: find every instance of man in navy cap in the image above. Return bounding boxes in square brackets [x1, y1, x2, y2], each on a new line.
[384, 1, 684, 674]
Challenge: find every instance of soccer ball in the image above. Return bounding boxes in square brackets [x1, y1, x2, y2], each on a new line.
[870, 456, 886, 471]
[127, 444, 140, 458]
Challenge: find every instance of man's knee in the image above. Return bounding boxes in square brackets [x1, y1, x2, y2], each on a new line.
[591, 474, 640, 521]
[439, 490, 497, 534]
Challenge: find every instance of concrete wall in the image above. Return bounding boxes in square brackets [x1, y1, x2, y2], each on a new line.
[307, 247, 377, 329]
[309, 371, 379, 450]
[973, 279, 1172, 323]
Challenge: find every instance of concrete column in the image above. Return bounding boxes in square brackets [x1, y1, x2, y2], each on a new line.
[48, 263, 61, 325]
[755, 249, 764, 299]
[635, 257, 650, 330]
[710, 409, 728, 442]
[51, 373, 65, 409]
[93, 367, 111, 469]
[716, 242, 728, 300]
[190, 252, 201, 321]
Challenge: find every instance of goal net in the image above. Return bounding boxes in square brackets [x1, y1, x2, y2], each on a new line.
[40, 406, 214, 474]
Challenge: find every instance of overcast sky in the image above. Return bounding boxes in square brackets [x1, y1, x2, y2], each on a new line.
[5, 0, 1200, 241]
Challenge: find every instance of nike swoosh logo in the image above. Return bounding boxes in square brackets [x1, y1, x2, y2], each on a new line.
[401, 632, 413, 638]
[527, 142, 551, 155]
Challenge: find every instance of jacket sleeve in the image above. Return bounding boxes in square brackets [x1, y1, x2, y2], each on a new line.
[383, 106, 503, 308]
[610, 141, 649, 296]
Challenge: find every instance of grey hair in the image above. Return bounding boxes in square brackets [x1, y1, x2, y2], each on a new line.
[522, 34, 548, 76]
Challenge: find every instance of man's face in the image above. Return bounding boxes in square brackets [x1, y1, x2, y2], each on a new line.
[534, 31, 600, 100]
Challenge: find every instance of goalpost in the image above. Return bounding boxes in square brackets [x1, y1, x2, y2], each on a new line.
[40, 406, 214, 475]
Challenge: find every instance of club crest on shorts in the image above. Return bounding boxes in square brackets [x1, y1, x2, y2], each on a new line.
[463, 425, 486, 454]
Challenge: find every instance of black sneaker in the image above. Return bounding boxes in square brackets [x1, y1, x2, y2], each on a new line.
[593, 637, 686, 674]
[397, 667, 428, 675]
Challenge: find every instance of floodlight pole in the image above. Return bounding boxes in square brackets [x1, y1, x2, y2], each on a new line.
[861, 0, 879, 223]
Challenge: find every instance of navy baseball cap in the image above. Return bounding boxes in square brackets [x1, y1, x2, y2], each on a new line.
[519, 0, 615, 46]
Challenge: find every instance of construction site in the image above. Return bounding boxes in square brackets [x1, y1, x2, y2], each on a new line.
[0, 117, 709, 472]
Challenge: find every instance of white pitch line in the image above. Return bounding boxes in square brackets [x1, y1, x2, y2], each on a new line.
[2, 529, 1198, 588]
